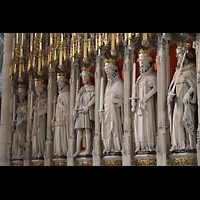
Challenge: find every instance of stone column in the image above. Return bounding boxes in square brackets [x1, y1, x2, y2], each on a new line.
[193, 33, 200, 165]
[0, 33, 13, 166]
[24, 75, 33, 166]
[93, 55, 104, 166]
[156, 35, 168, 166]
[44, 67, 55, 166]
[67, 61, 78, 166]
[122, 47, 134, 166]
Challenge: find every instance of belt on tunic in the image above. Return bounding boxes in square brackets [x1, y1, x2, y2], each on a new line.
[55, 121, 66, 127]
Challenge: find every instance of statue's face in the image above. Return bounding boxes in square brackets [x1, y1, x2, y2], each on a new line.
[18, 90, 26, 102]
[57, 80, 67, 91]
[35, 84, 45, 96]
[82, 73, 91, 85]
[138, 57, 151, 74]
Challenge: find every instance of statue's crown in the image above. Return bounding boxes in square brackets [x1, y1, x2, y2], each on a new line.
[18, 84, 27, 90]
[104, 58, 116, 66]
[35, 77, 45, 84]
[139, 49, 151, 57]
[57, 72, 68, 79]
[177, 42, 191, 51]
[81, 66, 92, 73]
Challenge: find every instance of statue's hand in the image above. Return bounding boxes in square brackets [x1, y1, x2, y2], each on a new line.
[131, 101, 137, 113]
[82, 106, 89, 114]
[167, 93, 175, 104]
[73, 109, 78, 120]
[183, 92, 190, 104]
[143, 93, 151, 103]
[140, 102, 147, 111]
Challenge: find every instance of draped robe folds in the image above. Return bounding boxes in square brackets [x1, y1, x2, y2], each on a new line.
[168, 63, 197, 150]
[54, 85, 70, 158]
[32, 93, 47, 159]
[12, 101, 27, 160]
[134, 67, 157, 152]
[102, 77, 124, 152]
[74, 85, 95, 130]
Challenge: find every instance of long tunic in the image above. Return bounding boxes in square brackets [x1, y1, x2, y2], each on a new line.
[54, 85, 70, 157]
[32, 93, 47, 159]
[74, 85, 95, 129]
[134, 67, 157, 152]
[12, 101, 27, 160]
[102, 77, 124, 152]
[168, 63, 197, 150]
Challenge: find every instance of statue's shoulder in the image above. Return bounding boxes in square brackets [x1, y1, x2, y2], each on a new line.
[86, 85, 95, 92]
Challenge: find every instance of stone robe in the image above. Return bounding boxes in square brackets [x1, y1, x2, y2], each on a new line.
[74, 85, 95, 130]
[54, 85, 70, 158]
[32, 93, 47, 159]
[102, 77, 124, 152]
[134, 66, 157, 152]
[12, 101, 27, 160]
[168, 63, 197, 150]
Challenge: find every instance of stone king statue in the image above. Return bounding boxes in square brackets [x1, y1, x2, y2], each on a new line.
[100, 58, 124, 154]
[12, 84, 27, 161]
[167, 42, 197, 152]
[52, 72, 70, 159]
[73, 67, 95, 157]
[30, 77, 47, 160]
[131, 49, 157, 153]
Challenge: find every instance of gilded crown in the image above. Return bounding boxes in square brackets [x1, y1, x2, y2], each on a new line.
[81, 66, 92, 73]
[35, 77, 45, 84]
[57, 72, 68, 80]
[104, 58, 116, 66]
[177, 42, 191, 51]
[18, 84, 27, 90]
[139, 49, 151, 57]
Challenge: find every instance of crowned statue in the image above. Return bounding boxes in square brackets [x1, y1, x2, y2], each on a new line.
[52, 72, 70, 159]
[12, 84, 28, 161]
[73, 67, 95, 157]
[31, 77, 47, 160]
[100, 58, 124, 155]
[167, 42, 197, 152]
[131, 49, 157, 153]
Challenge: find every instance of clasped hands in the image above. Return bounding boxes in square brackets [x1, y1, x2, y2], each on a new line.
[131, 93, 151, 112]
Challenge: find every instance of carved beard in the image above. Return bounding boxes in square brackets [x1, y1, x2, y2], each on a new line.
[140, 65, 148, 74]
[107, 70, 117, 86]
[177, 56, 183, 68]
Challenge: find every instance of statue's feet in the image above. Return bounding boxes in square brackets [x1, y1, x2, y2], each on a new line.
[73, 151, 80, 158]
[84, 149, 92, 156]
[135, 147, 140, 153]
[170, 145, 177, 152]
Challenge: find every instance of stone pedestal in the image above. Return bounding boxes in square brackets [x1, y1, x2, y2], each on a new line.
[103, 153, 122, 166]
[75, 150, 93, 166]
[31, 159, 44, 166]
[170, 151, 197, 166]
[12, 160, 23, 166]
[53, 158, 67, 166]
[134, 153, 157, 166]
[76, 157, 93, 166]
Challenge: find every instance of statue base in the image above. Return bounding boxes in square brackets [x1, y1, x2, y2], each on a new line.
[170, 151, 197, 166]
[12, 160, 23, 166]
[103, 153, 122, 166]
[75, 149, 93, 166]
[134, 153, 157, 166]
[31, 159, 44, 166]
[53, 158, 67, 166]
